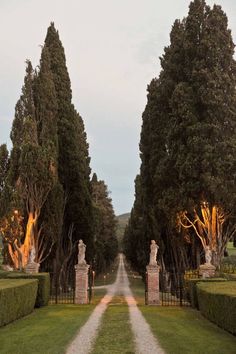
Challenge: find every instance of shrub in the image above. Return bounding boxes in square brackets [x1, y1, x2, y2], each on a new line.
[197, 282, 236, 335]
[0, 279, 38, 327]
[0, 270, 10, 278]
[7, 273, 50, 307]
[185, 278, 227, 309]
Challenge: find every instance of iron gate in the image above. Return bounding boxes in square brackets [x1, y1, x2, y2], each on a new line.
[145, 269, 199, 306]
[49, 266, 94, 304]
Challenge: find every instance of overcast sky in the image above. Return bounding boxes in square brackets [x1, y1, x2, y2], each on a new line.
[0, 0, 235, 215]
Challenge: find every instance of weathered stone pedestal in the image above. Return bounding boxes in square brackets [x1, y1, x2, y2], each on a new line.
[75, 264, 90, 304]
[199, 263, 216, 278]
[25, 262, 40, 274]
[146, 264, 160, 305]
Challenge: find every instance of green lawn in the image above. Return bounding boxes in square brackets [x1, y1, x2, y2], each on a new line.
[92, 296, 135, 354]
[141, 307, 236, 354]
[0, 288, 106, 354]
[0, 305, 93, 354]
[128, 269, 236, 354]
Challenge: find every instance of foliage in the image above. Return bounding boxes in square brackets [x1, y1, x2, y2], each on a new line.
[91, 173, 118, 273]
[115, 213, 130, 247]
[197, 281, 236, 335]
[185, 278, 227, 309]
[0, 279, 38, 326]
[125, 0, 236, 274]
[6, 272, 50, 307]
[2, 23, 97, 273]
[44, 23, 94, 270]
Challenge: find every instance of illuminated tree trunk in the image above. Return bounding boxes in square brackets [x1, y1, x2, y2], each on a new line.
[23, 211, 37, 265]
[179, 202, 227, 267]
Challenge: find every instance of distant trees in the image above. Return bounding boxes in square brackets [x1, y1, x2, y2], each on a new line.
[125, 0, 236, 272]
[91, 173, 118, 273]
[0, 23, 117, 271]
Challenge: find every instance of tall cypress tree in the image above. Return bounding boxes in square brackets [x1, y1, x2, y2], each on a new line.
[44, 23, 94, 264]
[4, 59, 58, 268]
[127, 0, 236, 272]
[34, 45, 64, 265]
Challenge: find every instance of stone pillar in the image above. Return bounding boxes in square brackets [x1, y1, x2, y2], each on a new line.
[199, 263, 216, 278]
[75, 264, 90, 304]
[146, 264, 160, 305]
[25, 262, 40, 274]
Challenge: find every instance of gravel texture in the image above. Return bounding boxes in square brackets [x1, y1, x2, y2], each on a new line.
[66, 254, 165, 354]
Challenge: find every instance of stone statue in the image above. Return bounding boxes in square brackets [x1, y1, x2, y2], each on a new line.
[149, 240, 159, 266]
[78, 239, 86, 265]
[204, 245, 212, 264]
[29, 246, 36, 264]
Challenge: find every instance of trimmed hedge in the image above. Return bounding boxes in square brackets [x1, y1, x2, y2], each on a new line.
[7, 273, 50, 307]
[197, 281, 236, 335]
[0, 271, 50, 307]
[0, 279, 38, 326]
[185, 278, 227, 309]
[222, 273, 236, 281]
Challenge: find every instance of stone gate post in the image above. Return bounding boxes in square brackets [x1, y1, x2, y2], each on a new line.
[146, 240, 160, 305]
[74, 239, 90, 304]
[75, 263, 90, 304]
[146, 264, 160, 305]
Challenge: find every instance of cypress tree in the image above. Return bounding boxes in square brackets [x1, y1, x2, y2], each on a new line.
[164, 1, 236, 266]
[34, 45, 64, 265]
[91, 173, 118, 273]
[5, 57, 59, 268]
[127, 0, 236, 273]
[44, 23, 94, 264]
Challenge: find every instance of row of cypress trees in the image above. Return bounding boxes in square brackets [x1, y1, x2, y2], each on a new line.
[0, 23, 118, 273]
[124, 0, 236, 274]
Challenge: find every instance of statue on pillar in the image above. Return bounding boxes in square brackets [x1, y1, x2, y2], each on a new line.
[204, 245, 212, 265]
[25, 245, 40, 273]
[29, 245, 36, 264]
[149, 240, 159, 266]
[78, 239, 87, 265]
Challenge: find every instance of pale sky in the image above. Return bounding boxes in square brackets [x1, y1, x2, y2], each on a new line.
[0, 0, 235, 215]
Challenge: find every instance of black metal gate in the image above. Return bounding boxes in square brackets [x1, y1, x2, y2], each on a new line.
[50, 266, 94, 304]
[145, 269, 199, 306]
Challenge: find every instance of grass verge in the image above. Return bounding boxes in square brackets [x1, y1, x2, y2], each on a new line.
[128, 267, 236, 354]
[0, 304, 94, 354]
[0, 288, 106, 354]
[92, 303, 135, 354]
[141, 307, 236, 354]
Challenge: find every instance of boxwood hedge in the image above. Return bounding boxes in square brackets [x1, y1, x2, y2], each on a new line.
[185, 278, 227, 309]
[7, 273, 50, 307]
[197, 281, 236, 335]
[0, 279, 38, 327]
[0, 271, 50, 307]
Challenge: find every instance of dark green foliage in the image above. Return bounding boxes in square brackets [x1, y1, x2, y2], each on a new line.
[0, 279, 38, 326]
[91, 173, 118, 273]
[0, 144, 10, 219]
[124, 175, 147, 274]
[0, 271, 49, 307]
[2, 22, 94, 271]
[185, 278, 227, 309]
[125, 0, 236, 273]
[7, 272, 50, 307]
[197, 281, 236, 335]
[116, 213, 130, 250]
[44, 23, 94, 267]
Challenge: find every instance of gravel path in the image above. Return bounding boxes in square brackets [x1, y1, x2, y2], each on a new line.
[66, 254, 165, 354]
[120, 255, 165, 354]
[66, 261, 121, 354]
